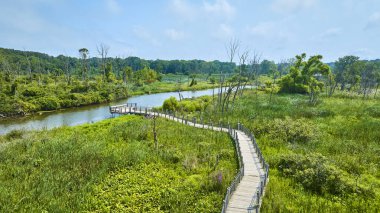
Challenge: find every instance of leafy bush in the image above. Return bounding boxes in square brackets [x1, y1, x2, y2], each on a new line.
[34, 96, 61, 111]
[21, 87, 44, 97]
[108, 119, 149, 142]
[254, 117, 315, 143]
[277, 153, 372, 196]
[162, 96, 179, 111]
[279, 76, 309, 94]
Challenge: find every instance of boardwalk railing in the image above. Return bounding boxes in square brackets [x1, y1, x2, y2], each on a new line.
[109, 104, 269, 213]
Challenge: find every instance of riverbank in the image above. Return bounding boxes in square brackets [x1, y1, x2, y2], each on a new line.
[0, 80, 218, 119]
[0, 87, 225, 135]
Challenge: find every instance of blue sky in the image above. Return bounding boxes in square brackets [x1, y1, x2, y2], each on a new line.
[0, 0, 379, 62]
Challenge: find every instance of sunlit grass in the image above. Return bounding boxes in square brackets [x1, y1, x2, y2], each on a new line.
[0, 115, 237, 212]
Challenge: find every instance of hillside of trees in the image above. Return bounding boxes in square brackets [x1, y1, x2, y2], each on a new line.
[0, 47, 235, 77]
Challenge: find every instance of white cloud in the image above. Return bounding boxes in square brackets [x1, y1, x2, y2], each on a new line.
[350, 48, 375, 59]
[106, 0, 121, 14]
[169, 0, 198, 21]
[165, 29, 186, 40]
[203, 0, 235, 18]
[247, 21, 292, 45]
[248, 22, 276, 36]
[169, 0, 235, 21]
[312, 27, 341, 41]
[272, 0, 317, 13]
[133, 27, 161, 46]
[365, 12, 380, 30]
[212, 23, 234, 40]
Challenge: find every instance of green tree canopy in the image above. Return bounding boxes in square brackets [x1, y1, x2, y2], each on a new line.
[279, 53, 330, 103]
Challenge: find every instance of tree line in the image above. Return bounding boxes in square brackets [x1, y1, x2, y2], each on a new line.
[0, 47, 236, 81]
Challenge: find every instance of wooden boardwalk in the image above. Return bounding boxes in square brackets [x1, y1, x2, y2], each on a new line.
[109, 105, 268, 213]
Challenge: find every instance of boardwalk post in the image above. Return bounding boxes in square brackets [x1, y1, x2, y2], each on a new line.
[256, 190, 260, 205]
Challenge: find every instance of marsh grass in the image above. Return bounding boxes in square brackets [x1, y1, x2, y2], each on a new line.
[0, 115, 237, 212]
[191, 90, 380, 212]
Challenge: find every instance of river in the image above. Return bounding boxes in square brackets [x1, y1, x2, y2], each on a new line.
[0, 88, 221, 135]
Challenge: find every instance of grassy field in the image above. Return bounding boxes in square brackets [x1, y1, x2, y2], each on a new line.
[0, 115, 237, 212]
[188, 90, 380, 212]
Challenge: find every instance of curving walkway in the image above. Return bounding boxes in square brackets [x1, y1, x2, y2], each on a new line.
[109, 105, 268, 212]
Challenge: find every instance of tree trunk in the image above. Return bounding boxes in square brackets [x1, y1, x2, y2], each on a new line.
[374, 83, 379, 98]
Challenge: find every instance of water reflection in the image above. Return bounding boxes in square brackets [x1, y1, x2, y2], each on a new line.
[0, 87, 223, 134]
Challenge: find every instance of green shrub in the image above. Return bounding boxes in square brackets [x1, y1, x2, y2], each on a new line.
[34, 96, 61, 111]
[162, 96, 179, 111]
[21, 87, 44, 97]
[108, 119, 149, 142]
[254, 117, 315, 143]
[5, 129, 24, 140]
[277, 153, 372, 196]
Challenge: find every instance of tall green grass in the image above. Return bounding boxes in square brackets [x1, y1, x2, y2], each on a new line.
[191, 90, 380, 212]
[0, 115, 237, 212]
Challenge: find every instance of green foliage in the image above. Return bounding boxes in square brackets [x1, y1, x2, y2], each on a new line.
[279, 53, 330, 103]
[162, 96, 179, 111]
[260, 60, 277, 75]
[0, 115, 237, 212]
[33, 96, 61, 111]
[277, 153, 372, 196]
[193, 90, 380, 212]
[254, 117, 315, 143]
[209, 76, 216, 84]
[134, 67, 159, 84]
[366, 105, 380, 118]
[162, 96, 212, 113]
[4, 129, 24, 140]
[189, 78, 197, 87]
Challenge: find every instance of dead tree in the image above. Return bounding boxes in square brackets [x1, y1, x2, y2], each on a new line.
[23, 49, 32, 82]
[221, 38, 240, 113]
[79, 48, 89, 81]
[97, 43, 109, 81]
[231, 50, 249, 107]
[221, 38, 239, 109]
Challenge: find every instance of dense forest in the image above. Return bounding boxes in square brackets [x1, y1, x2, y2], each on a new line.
[0, 47, 233, 117]
[0, 47, 235, 77]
